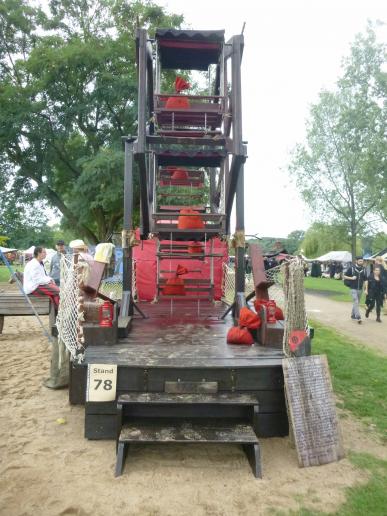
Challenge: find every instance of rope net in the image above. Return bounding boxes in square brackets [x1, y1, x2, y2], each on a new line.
[57, 257, 137, 363]
[56, 254, 85, 363]
[221, 262, 284, 308]
[282, 257, 308, 355]
[222, 258, 308, 355]
[99, 261, 137, 301]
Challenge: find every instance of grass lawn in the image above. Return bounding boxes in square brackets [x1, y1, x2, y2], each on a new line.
[0, 264, 23, 282]
[304, 276, 351, 302]
[311, 319, 387, 440]
[286, 320, 387, 515]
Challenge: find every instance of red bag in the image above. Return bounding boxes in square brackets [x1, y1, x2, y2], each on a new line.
[178, 208, 205, 230]
[171, 167, 188, 180]
[253, 298, 268, 314]
[175, 76, 190, 92]
[176, 264, 189, 276]
[165, 96, 190, 109]
[275, 307, 284, 320]
[162, 277, 185, 296]
[227, 326, 254, 345]
[188, 243, 204, 254]
[239, 307, 261, 329]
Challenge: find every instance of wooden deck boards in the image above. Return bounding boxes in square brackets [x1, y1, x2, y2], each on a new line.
[84, 300, 283, 368]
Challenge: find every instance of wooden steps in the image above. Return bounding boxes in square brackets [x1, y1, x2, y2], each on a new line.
[115, 392, 261, 478]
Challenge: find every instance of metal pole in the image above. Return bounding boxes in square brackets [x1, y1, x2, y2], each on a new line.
[121, 139, 134, 317]
[235, 164, 245, 298]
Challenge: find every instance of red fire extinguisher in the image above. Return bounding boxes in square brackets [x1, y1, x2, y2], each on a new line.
[99, 300, 114, 327]
[266, 300, 277, 324]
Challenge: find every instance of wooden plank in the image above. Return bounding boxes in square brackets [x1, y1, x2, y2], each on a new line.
[164, 381, 218, 394]
[255, 412, 289, 437]
[118, 392, 258, 405]
[283, 355, 345, 467]
[85, 414, 117, 440]
[119, 419, 258, 444]
[69, 363, 87, 405]
[249, 244, 272, 298]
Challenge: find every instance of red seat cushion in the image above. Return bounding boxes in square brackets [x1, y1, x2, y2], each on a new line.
[165, 96, 190, 109]
[162, 277, 185, 296]
[178, 208, 205, 230]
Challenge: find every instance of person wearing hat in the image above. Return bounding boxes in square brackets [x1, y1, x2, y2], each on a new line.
[50, 239, 67, 286]
[343, 256, 366, 324]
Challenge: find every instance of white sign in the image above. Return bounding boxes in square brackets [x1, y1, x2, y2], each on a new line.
[87, 364, 117, 402]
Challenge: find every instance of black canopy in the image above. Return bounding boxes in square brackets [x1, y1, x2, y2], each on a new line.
[156, 29, 224, 71]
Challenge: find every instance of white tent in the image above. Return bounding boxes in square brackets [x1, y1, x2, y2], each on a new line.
[21, 246, 56, 265]
[370, 248, 387, 260]
[0, 246, 18, 253]
[314, 251, 352, 263]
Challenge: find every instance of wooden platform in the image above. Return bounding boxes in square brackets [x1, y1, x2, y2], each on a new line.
[78, 300, 288, 440]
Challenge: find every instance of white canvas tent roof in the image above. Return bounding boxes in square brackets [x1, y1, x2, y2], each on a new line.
[0, 246, 18, 253]
[370, 248, 387, 260]
[22, 246, 56, 263]
[314, 251, 352, 263]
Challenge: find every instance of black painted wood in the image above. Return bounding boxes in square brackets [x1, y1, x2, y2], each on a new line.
[119, 418, 258, 443]
[69, 363, 87, 405]
[118, 392, 259, 405]
[85, 412, 287, 440]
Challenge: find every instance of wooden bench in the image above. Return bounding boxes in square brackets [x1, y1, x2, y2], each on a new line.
[0, 292, 54, 334]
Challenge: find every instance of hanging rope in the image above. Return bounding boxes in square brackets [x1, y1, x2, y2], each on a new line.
[282, 258, 308, 356]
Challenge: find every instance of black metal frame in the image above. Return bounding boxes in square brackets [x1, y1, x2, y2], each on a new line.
[123, 28, 247, 310]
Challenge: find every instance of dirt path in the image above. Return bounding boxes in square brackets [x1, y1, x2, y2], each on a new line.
[0, 315, 387, 516]
[305, 293, 387, 356]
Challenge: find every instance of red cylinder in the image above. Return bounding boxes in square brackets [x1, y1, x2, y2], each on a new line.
[266, 300, 277, 324]
[99, 300, 114, 327]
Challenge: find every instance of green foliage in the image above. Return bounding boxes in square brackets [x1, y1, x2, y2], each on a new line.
[300, 222, 362, 258]
[284, 229, 305, 254]
[289, 24, 387, 258]
[0, 0, 184, 243]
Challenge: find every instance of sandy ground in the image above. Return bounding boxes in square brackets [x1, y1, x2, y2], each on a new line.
[305, 293, 387, 356]
[1, 312, 387, 516]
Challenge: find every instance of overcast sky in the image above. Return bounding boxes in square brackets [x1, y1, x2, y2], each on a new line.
[158, 0, 387, 237]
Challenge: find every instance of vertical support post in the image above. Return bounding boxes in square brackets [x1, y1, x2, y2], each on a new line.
[231, 35, 243, 156]
[209, 167, 216, 213]
[235, 164, 245, 302]
[121, 139, 134, 317]
[136, 29, 147, 153]
[210, 238, 214, 300]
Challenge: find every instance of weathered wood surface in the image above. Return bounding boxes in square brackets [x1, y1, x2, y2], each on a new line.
[118, 392, 259, 405]
[119, 419, 258, 443]
[283, 355, 345, 467]
[84, 300, 283, 368]
[0, 293, 50, 315]
[249, 244, 272, 299]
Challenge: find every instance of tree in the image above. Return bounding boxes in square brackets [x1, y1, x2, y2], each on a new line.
[284, 230, 305, 255]
[289, 24, 387, 258]
[0, 0, 184, 243]
[300, 222, 360, 258]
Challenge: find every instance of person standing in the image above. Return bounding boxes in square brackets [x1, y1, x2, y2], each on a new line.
[343, 256, 366, 324]
[365, 266, 387, 322]
[23, 246, 60, 309]
[49, 239, 66, 286]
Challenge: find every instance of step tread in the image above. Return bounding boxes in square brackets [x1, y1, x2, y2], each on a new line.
[119, 418, 258, 444]
[118, 392, 258, 406]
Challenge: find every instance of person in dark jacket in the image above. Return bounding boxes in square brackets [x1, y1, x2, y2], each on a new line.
[364, 266, 387, 322]
[343, 257, 366, 323]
